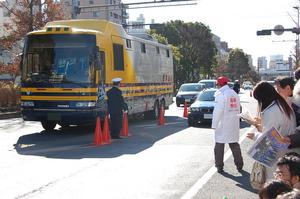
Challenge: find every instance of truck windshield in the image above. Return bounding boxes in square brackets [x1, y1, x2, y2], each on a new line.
[22, 34, 97, 84]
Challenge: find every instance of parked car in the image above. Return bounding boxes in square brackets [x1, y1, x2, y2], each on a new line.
[198, 79, 217, 88]
[176, 83, 206, 107]
[243, 84, 253, 90]
[188, 88, 217, 126]
[242, 81, 253, 90]
[188, 88, 242, 126]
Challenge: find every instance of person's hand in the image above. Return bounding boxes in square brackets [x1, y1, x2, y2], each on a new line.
[254, 117, 261, 125]
[247, 132, 255, 140]
[254, 123, 262, 132]
[281, 136, 291, 144]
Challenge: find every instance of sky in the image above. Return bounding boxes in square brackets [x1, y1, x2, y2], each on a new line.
[123, 0, 300, 66]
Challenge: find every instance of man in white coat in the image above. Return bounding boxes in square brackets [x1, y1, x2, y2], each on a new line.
[212, 76, 243, 173]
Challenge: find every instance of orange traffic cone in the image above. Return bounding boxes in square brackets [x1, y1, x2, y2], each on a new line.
[158, 105, 165, 126]
[93, 117, 103, 146]
[121, 112, 129, 137]
[183, 102, 188, 118]
[103, 114, 111, 143]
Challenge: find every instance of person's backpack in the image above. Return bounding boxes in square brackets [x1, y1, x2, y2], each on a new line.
[250, 161, 266, 190]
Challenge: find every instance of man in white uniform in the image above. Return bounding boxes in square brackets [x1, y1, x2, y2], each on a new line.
[212, 76, 243, 173]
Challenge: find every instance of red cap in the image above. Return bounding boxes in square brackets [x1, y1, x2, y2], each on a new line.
[217, 76, 229, 86]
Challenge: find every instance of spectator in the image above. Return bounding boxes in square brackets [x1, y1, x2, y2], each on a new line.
[233, 80, 240, 94]
[283, 80, 300, 148]
[275, 153, 300, 190]
[259, 180, 293, 199]
[247, 81, 296, 181]
[277, 190, 300, 199]
[275, 76, 295, 106]
[294, 67, 300, 81]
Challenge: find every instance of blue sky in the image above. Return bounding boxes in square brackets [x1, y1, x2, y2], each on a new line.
[124, 0, 299, 66]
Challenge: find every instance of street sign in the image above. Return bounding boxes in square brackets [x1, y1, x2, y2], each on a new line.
[274, 25, 284, 35]
[257, 30, 272, 36]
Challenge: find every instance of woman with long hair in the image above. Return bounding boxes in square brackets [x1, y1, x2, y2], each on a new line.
[247, 81, 297, 182]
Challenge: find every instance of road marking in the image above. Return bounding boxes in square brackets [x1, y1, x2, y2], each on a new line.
[180, 131, 248, 199]
[17, 144, 100, 155]
[135, 121, 184, 128]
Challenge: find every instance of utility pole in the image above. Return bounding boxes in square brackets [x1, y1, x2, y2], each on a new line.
[294, 6, 300, 69]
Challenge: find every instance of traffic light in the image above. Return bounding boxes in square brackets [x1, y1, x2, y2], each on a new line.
[256, 30, 272, 36]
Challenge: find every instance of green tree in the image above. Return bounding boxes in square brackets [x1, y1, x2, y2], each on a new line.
[227, 48, 251, 80]
[153, 20, 217, 87]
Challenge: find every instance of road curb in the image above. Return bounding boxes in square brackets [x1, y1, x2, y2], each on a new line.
[0, 111, 21, 120]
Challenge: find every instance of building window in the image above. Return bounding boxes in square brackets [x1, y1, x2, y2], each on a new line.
[110, 12, 113, 17]
[78, 1, 80, 5]
[89, 0, 94, 4]
[166, 49, 170, 57]
[114, 13, 118, 19]
[113, 44, 124, 71]
[141, 43, 146, 53]
[93, 11, 100, 17]
[156, 47, 160, 54]
[110, 0, 113, 4]
[126, 39, 132, 48]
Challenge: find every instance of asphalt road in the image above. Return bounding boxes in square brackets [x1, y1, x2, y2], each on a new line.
[0, 89, 258, 199]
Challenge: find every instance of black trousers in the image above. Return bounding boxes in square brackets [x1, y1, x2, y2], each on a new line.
[110, 112, 123, 137]
[214, 142, 243, 169]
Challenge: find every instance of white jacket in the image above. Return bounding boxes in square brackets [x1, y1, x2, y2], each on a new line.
[212, 85, 240, 143]
[253, 101, 297, 180]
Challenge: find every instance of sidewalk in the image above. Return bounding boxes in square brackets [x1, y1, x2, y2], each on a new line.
[193, 135, 258, 199]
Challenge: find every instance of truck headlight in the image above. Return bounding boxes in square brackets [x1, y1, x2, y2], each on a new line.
[21, 101, 34, 107]
[75, 102, 96, 107]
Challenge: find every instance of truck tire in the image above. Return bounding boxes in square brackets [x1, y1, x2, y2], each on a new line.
[144, 101, 159, 120]
[41, 121, 56, 131]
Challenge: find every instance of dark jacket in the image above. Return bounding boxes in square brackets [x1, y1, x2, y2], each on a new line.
[288, 103, 300, 149]
[107, 86, 127, 114]
[233, 83, 240, 94]
[288, 133, 300, 148]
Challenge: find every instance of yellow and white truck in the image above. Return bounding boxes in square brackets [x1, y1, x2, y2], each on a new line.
[20, 19, 174, 131]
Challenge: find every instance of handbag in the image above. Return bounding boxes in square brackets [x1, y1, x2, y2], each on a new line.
[250, 161, 266, 190]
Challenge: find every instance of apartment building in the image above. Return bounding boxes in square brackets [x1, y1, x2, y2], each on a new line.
[0, 1, 13, 37]
[257, 56, 267, 71]
[61, 0, 127, 24]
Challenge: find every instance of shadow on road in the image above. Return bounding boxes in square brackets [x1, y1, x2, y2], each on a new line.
[220, 170, 258, 194]
[188, 120, 250, 129]
[14, 116, 189, 159]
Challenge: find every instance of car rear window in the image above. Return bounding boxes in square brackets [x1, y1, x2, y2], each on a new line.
[179, 84, 203, 92]
[200, 81, 215, 88]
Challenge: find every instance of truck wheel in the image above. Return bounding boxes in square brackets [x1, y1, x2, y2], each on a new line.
[144, 101, 159, 120]
[41, 121, 56, 131]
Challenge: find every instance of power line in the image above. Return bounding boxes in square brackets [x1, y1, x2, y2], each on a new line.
[73, 0, 198, 25]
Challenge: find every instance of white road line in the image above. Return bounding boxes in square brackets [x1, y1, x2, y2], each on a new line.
[180, 132, 249, 199]
[134, 121, 184, 128]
